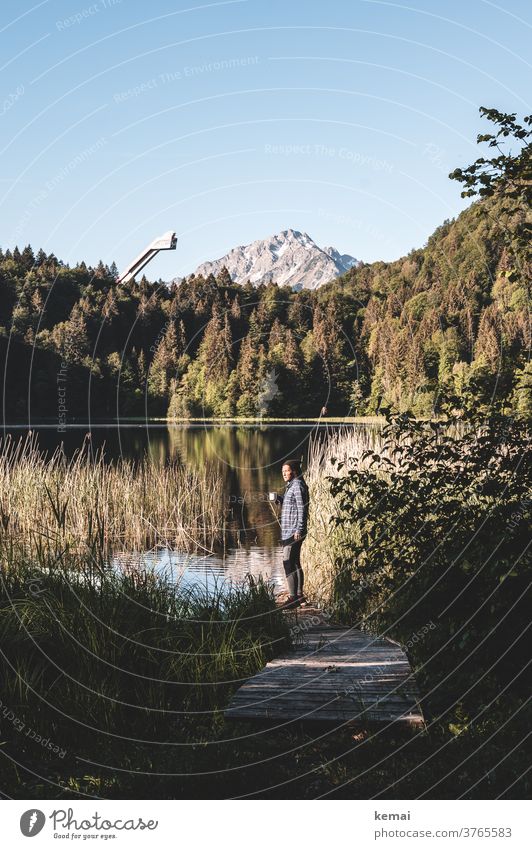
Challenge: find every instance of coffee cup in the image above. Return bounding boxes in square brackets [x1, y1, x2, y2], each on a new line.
[268, 492, 277, 502]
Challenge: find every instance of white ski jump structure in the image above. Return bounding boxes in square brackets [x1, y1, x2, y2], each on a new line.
[117, 231, 177, 284]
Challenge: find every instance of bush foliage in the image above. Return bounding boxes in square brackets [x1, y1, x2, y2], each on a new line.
[326, 409, 531, 739]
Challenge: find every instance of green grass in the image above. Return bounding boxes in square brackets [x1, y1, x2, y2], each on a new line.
[0, 542, 293, 797]
[1, 541, 529, 799]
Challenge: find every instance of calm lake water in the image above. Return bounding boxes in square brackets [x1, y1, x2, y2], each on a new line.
[3, 421, 381, 591]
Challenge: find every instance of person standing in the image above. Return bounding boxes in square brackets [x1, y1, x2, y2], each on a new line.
[274, 459, 310, 608]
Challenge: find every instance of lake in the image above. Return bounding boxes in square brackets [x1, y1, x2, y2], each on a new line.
[2, 420, 382, 592]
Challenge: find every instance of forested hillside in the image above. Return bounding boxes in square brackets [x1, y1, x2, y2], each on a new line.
[330, 194, 530, 416]
[0, 190, 529, 422]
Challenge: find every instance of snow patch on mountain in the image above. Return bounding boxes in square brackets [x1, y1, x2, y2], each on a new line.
[188, 229, 361, 290]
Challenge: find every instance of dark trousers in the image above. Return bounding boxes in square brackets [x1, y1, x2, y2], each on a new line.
[282, 539, 304, 597]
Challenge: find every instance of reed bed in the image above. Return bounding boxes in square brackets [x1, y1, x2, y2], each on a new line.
[0, 433, 226, 558]
[304, 422, 387, 603]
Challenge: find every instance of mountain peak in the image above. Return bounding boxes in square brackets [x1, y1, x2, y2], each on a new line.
[189, 230, 360, 290]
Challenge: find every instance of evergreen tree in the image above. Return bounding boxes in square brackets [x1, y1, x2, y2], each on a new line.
[147, 322, 181, 403]
[216, 266, 232, 287]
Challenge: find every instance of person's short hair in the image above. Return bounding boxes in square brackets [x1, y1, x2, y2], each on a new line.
[283, 459, 302, 475]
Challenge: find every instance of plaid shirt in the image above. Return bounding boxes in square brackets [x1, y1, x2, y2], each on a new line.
[279, 476, 309, 543]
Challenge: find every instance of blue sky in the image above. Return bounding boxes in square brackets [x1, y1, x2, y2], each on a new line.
[1, 0, 530, 280]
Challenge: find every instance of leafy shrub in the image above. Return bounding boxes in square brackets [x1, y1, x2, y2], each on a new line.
[327, 410, 531, 721]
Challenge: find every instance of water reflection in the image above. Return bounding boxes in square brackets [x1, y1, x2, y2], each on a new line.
[5, 420, 382, 587]
[112, 545, 286, 594]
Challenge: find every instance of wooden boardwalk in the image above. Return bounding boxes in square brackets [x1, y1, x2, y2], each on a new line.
[225, 610, 424, 727]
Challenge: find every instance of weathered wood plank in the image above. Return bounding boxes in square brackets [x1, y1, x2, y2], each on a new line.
[225, 611, 424, 727]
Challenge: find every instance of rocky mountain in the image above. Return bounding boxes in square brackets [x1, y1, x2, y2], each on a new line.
[189, 229, 360, 289]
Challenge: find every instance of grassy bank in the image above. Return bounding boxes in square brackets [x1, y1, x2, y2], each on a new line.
[0, 433, 225, 555]
[1, 523, 529, 798]
[0, 543, 292, 798]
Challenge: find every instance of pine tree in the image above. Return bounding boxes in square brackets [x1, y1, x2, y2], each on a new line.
[231, 296, 242, 320]
[11, 293, 31, 337]
[65, 304, 90, 363]
[199, 313, 229, 383]
[216, 266, 232, 287]
[102, 289, 119, 320]
[147, 322, 181, 402]
[137, 349, 147, 384]
[21, 245, 35, 272]
[268, 317, 284, 350]
[49, 305, 90, 364]
[236, 334, 259, 415]
[284, 328, 303, 375]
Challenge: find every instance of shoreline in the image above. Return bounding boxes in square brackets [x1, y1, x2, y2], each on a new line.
[1, 416, 385, 427]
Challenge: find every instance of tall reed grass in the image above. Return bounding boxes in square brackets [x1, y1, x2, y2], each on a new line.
[0, 433, 226, 558]
[304, 423, 387, 603]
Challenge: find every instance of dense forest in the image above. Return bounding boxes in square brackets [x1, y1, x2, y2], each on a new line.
[1, 111, 530, 422]
[0, 197, 528, 422]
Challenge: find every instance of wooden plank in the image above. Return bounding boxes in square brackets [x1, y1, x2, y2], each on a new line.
[225, 610, 424, 727]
